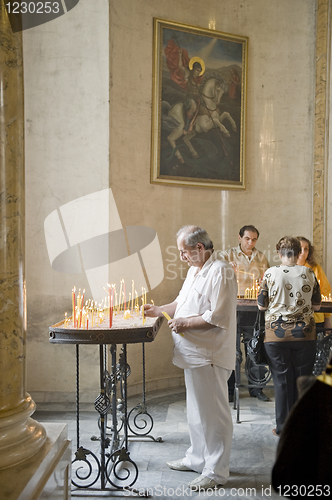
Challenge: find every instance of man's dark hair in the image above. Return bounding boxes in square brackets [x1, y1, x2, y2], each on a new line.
[239, 225, 259, 238]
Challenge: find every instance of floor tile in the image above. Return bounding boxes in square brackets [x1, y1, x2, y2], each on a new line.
[34, 386, 282, 499]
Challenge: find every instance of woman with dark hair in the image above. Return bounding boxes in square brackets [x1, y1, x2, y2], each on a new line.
[257, 236, 321, 436]
[297, 236, 331, 332]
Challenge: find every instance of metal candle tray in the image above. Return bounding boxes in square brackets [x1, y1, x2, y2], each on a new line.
[49, 316, 164, 345]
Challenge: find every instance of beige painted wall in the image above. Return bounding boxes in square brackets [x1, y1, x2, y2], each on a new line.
[23, 0, 318, 402]
[24, 0, 110, 402]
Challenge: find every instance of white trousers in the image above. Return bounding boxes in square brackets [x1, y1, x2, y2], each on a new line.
[182, 364, 233, 484]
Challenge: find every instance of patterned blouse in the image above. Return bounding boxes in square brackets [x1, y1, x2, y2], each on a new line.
[257, 265, 321, 342]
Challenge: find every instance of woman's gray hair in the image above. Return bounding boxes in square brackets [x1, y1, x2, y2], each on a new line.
[176, 226, 213, 250]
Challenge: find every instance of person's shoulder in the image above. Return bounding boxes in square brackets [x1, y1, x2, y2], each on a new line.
[255, 247, 269, 262]
[303, 266, 316, 278]
[298, 264, 314, 274]
[298, 266, 319, 286]
[262, 265, 285, 279]
[214, 255, 233, 267]
[219, 247, 238, 257]
[263, 266, 275, 276]
[289, 265, 315, 280]
[213, 256, 236, 275]
[311, 263, 323, 274]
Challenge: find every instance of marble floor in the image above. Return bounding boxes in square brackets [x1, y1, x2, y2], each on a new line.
[34, 384, 283, 499]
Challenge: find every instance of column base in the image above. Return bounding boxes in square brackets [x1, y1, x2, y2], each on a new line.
[0, 422, 71, 499]
[0, 395, 46, 469]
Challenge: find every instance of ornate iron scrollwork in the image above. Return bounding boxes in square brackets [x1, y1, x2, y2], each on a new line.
[71, 446, 101, 488]
[128, 403, 154, 436]
[106, 447, 138, 489]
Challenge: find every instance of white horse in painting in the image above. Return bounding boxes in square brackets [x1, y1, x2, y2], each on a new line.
[164, 78, 237, 163]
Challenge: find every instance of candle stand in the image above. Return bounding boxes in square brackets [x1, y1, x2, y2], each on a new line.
[49, 316, 163, 494]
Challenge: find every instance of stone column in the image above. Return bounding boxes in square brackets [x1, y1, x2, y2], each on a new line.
[313, 0, 331, 264]
[0, 2, 46, 469]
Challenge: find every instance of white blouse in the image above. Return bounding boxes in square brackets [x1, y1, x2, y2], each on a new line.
[258, 265, 321, 342]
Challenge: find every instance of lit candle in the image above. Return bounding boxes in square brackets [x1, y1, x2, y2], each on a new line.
[142, 297, 145, 325]
[142, 287, 146, 311]
[123, 280, 126, 311]
[97, 304, 101, 326]
[119, 279, 124, 312]
[131, 280, 134, 313]
[76, 306, 79, 329]
[108, 286, 112, 328]
[72, 287, 76, 328]
[110, 289, 113, 328]
[79, 292, 84, 328]
[76, 290, 81, 328]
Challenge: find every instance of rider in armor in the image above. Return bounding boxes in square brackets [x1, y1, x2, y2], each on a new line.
[164, 39, 204, 134]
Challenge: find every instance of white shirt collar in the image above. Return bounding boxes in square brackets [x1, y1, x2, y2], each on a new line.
[195, 250, 217, 277]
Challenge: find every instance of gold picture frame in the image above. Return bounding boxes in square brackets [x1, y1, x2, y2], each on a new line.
[151, 18, 248, 189]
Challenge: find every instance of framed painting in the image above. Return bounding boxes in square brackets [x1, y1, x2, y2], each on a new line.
[151, 18, 248, 189]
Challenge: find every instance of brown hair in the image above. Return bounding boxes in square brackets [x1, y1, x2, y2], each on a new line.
[297, 236, 317, 267]
[276, 236, 301, 259]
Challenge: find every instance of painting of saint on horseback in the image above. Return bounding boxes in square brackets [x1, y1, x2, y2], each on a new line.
[151, 19, 248, 189]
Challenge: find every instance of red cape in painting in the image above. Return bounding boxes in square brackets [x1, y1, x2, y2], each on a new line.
[164, 39, 193, 90]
